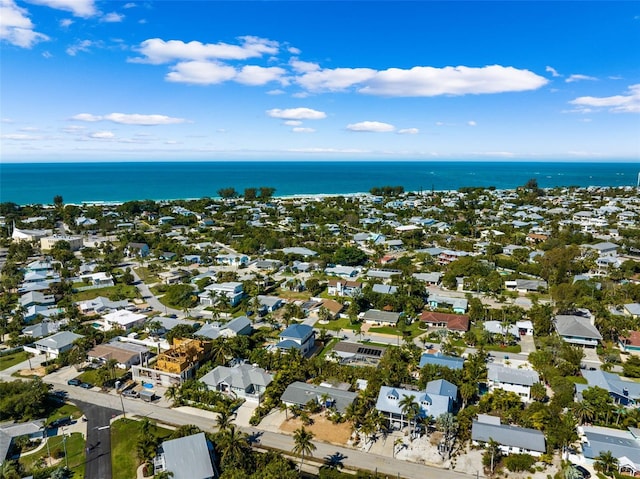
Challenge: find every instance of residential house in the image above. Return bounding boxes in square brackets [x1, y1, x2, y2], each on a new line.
[576, 370, 640, 407]
[75, 296, 129, 315]
[126, 243, 150, 258]
[319, 299, 344, 319]
[427, 294, 468, 314]
[40, 235, 83, 252]
[276, 324, 315, 355]
[419, 352, 465, 370]
[623, 304, 640, 319]
[371, 284, 398, 295]
[196, 316, 252, 340]
[153, 432, 217, 479]
[554, 314, 602, 348]
[23, 304, 64, 322]
[577, 426, 640, 477]
[22, 320, 65, 339]
[200, 363, 273, 402]
[281, 381, 357, 414]
[361, 309, 401, 326]
[214, 253, 249, 267]
[255, 259, 282, 271]
[487, 364, 540, 402]
[28, 331, 83, 359]
[158, 269, 191, 285]
[376, 379, 458, 429]
[331, 341, 386, 366]
[257, 295, 283, 313]
[412, 272, 442, 286]
[199, 282, 244, 307]
[19, 291, 55, 309]
[472, 415, 546, 457]
[281, 247, 318, 257]
[504, 279, 548, 293]
[327, 279, 362, 297]
[87, 340, 150, 369]
[79, 272, 114, 287]
[619, 330, 640, 353]
[419, 311, 470, 332]
[325, 265, 360, 279]
[100, 310, 147, 332]
[0, 420, 46, 465]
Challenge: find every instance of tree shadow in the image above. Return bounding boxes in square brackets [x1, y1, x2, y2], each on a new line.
[323, 451, 347, 469]
[248, 431, 263, 445]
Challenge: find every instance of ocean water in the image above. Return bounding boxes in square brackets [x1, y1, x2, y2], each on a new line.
[1, 161, 638, 205]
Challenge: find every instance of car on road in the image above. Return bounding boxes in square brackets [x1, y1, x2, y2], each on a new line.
[571, 464, 591, 479]
[79, 382, 93, 389]
[122, 389, 139, 398]
[67, 378, 81, 386]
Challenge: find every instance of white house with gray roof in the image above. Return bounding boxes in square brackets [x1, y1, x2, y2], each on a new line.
[487, 363, 540, 402]
[577, 426, 640, 476]
[472, 415, 545, 457]
[200, 363, 272, 402]
[28, 331, 83, 359]
[153, 432, 217, 479]
[281, 381, 357, 414]
[196, 316, 252, 340]
[361, 309, 401, 326]
[576, 370, 640, 407]
[554, 314, 602, 348]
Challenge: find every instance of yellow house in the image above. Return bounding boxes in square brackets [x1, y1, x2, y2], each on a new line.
[155, 338, 211, 374]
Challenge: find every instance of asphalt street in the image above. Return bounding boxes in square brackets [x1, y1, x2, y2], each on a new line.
[74, 400, 120, 479]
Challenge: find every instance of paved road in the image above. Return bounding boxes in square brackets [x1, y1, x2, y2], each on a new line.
[124, 262, 182, 317]
[52, 381, 481, 479]
[75, 400, 120, 479]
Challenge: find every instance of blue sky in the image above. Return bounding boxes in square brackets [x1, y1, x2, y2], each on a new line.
[1, 0, 639, 162]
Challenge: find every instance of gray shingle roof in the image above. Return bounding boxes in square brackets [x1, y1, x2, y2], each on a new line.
[281, 381, 357, 414]
[554, 315, 602, 340]
[472, 420, 545, 453]
[487, 364, 539, 387]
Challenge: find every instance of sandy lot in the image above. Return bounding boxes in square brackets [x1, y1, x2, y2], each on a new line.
[18, 366, 46, 377]
[280, 413, 352, 445]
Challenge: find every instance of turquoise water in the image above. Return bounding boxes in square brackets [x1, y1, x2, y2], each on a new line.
[1, 160, 638, 205]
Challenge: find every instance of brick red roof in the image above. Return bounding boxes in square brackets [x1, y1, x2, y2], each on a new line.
[419, 311, 470, 331]
[620, 330, 640, 347]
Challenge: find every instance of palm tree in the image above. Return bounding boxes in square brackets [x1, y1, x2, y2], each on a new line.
[571, 401, 596, 425]
[594, 450, 619, 477]
[292, 426, 316, 472]
[0, 460, 21, 479]
[217, 424, 250, 469]
[215, 404, 234, 431]
[165, 385, 181, 406]
[210, 337, 232, 366]
[398, 394, 420, 440]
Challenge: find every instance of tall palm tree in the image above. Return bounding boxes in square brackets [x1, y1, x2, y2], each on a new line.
[594, 450, 619, 477]
[215, 404, 234, 431]
[165, 385, 181, 406]
[571, 401, 596, 425]
[217, 424, 250, 470]
[292, 426, 316, 472]
[398, 394, 419, 440]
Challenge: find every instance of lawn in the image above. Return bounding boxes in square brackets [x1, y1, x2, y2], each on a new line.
[316, 316, 361, 332]
[134, 267, 161, 283]
[111, 418, 173, 479]
[45, 403, 83, 426]
[0, 350, 32, 371]
[20, 432, 85, 478]
[72, 284, 139, 301]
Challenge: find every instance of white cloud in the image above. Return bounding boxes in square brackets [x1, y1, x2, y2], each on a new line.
[235, 65, 286, 86]
[297, 67, 376, 92]
[266, 108, 326, 120]
[166, 61, 236, 85]
[266, 89, 285, 95]
[566, 74, 597, 83]
[284, 120, 302, 126]
[72, 112, 187, 125]
[346, 121, 395, 132]
[25, 0, 96, 17]
[289, 58, 320, 73]
[288, 46, 301, 55]
[468, 120, 477, 126]
[545, 66, 561, 77]
[42, 50, 51, 58]
[1, 133, 41, 140]
[0, 0, 49, 48]
[131, 36, 279, 64]
[292, 92, 310, 98]
[569, 84, 640, 113]
[89, 131, 115, 139]
[101, 12, 124, 23]
[59, 18, 72, 27]
[1, 118, 14, 123]
[292, 127, 315, 133]
[123, 2, 136, 8]
[286, 147, 370, 154]
[66, 39, 93, 56]
[359, 65, 548, 96]
[397, 128, 419, 134]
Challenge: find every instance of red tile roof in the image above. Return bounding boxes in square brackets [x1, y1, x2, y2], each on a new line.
[419, 311, 470, 331]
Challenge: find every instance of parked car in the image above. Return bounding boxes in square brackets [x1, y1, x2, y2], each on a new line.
[67, 378, 81, 386]
[79, 382, 93, 389]
[122, 389, 139, 398]
[571, 464, 591, 479]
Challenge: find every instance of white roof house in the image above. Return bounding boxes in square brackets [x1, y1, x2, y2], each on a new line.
[101, 310, 147, 331]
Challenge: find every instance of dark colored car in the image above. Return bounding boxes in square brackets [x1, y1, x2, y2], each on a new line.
[572, 464, 591, 479]
[79, 382, 93, 389]
[67, 378, 81, 386]
[122, 389, 139, 398]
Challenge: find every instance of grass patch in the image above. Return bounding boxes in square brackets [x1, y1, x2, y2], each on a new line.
[316, 316, 360, 332]
[46, 403, 83, 426]
[76, 369, 101, 386]
[0, 350, 32, 371]
[111, 418, 173, 479]
[20, 432, 85, 478]
[72, 284, 139, 302]
[567, 376, 588, 384]
[134, 267, 160, 284]
[275, 289, 312, 300]
[319, 338, 339, 357]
